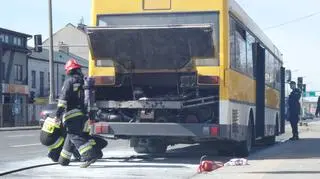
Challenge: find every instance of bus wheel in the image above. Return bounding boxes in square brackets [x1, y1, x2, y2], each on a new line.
[262, 136, 276, 145]
[235, 119, 253, 157]
[147, 139, 167, 154]
[133, 138, 167, 154]
[134, 146, 149, 153]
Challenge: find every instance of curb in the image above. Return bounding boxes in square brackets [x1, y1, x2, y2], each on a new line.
[0, 126, 40, 131]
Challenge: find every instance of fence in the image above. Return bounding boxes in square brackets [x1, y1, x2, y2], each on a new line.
[0, 104, 46, 127]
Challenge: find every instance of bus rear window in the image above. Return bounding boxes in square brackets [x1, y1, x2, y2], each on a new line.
[97, 12, 219, 66]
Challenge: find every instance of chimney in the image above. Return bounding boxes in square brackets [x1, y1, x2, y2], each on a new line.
[58, 41, 69, 54]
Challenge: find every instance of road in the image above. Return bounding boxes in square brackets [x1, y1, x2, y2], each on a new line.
[0, 130, 130, 163]
[0, 119, 318, 178]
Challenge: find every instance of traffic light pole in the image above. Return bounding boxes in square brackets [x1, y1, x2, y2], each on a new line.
[0, 42, 3, 104]
[48, 0, 55, 104]
[301, 92, 304, 119]
[0, 42, 3, 127]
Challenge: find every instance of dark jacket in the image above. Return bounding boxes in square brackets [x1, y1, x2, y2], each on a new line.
[315, 97, 320, 116]
[56, 74, 85, 119]
[288, 88, 301, 118]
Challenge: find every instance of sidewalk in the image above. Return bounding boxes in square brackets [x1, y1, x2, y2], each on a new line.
[0, 126, 40, 131]
[193, 120, 320, 179]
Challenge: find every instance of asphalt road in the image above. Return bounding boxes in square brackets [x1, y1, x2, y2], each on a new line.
[0, 119, 318, 178]
[0, 130, 130, 163]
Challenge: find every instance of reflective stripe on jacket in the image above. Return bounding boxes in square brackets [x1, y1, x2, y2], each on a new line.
[41, 117, 61, 134]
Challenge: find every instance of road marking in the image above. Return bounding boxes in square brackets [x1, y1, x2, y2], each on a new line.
[7, 134, 36, 138]
[10, 143, 41, 148]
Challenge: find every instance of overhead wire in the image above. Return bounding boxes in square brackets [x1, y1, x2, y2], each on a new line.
[263, 11, 320, 30]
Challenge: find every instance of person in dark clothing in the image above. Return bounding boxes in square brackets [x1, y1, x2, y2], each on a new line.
[287, 81, 302, 140]
[315, 97, 320, 117]
[40, 116, 107, 164]
[56, 59, 101, 168]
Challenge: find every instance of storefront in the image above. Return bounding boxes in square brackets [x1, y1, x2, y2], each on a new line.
[1, 83, 29, 127]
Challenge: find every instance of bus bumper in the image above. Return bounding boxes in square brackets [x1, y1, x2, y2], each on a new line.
[91, 122, 230, 139]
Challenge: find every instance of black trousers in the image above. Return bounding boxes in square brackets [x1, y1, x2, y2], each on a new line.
[59, 117, 98, 165]
[289, 115, 299, 137]
[50, 141, 80, 163]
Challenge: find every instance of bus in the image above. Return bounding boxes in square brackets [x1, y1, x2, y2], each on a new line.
[86, 0, 288, 156]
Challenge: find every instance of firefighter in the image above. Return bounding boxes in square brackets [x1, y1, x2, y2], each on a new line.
[40, 116, 107, 164]
[287, 81, 302, 140]
[56, 59, 101, 168]
[40, 116, 81, 162]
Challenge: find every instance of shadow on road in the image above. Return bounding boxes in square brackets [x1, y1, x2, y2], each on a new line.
[250, 138, 320, 160]
[97, 143, 273, 167]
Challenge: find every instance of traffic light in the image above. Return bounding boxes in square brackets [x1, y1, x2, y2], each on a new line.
[302, 84, 306, 93]
[34, 35, 42, 52]
[297, 77, 303, 90]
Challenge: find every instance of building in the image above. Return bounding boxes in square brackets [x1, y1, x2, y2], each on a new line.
[28, 49, 88, 103]
[0, 27, 31, 127]
[42, 23, 89, 60]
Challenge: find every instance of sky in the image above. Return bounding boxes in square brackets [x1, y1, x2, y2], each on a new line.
[1, 0, 320, 91]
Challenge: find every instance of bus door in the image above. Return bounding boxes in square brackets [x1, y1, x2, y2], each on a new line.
[253, 43, 265, 138]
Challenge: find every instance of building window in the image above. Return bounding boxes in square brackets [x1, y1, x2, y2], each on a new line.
[13, 37, 17, 45]
[1, 62, 5, 81]
[4, 35, 9, 43]
[13, 37, 22, 46]
[14, 64, 23, 81]
[61, 75, 66, 86]
[31, 70, 36, 88]
[17, 38, 22, 46]
[0, 34, 9, 43]
[0, 34, 3, 42]
[40, 71, 44, 96]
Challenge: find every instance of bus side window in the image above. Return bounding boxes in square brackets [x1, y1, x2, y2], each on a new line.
[246, 32, 255, 77]
[230, 17, 247, 74]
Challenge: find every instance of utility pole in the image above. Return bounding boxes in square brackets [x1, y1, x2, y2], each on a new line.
[0, 41, 3, 104]
[0, 42, 3, 127]
[48, 0, 55, 104]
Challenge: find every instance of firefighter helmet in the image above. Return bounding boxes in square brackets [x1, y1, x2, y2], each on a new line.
[65, 59, 81, 74]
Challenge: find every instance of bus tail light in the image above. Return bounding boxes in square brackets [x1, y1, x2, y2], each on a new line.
[94, 76, 115, 85]
[94, 122, 110, 134]
[210, 126, 219, 136]
[198, 75, 219, 85]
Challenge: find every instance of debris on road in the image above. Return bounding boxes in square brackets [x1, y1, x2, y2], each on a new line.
[197, 155, 224, 173]
[224, 158, 249, 166]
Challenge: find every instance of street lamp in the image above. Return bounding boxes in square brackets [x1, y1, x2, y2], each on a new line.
[48, 0, 55, 104]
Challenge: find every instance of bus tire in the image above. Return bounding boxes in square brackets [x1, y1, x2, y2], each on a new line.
[134, 146, 149, 154]
[262, 136, 276, 145]
[133, 139, 167, 154]
[235, 119, 254, 157]
[148, 140, 168, 154]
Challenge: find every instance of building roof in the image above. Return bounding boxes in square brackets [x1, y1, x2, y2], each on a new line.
[0, 27, 32, 38]
[42, 23, 87, 45]
[28, 48, 88, 67]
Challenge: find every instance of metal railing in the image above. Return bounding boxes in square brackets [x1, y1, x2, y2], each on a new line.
[0, 104, 46, 127]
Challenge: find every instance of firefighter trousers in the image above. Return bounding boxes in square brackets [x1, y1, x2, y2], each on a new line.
[58, 112, 99, 166]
